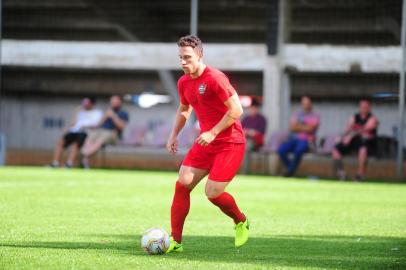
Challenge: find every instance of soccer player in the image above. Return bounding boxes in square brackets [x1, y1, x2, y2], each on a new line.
[165, 35, 249, 253]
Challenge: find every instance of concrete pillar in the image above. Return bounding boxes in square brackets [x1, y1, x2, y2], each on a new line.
[263, 0, 290, 136]
[263, 56, 283, 135]
[281, 72, 291, 130]
[0, 133, 5, 166]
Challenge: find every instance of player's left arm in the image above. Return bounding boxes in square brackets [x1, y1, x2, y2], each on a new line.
[303, 117, 320, 133]
[108, 110, 127, 131]
[196, 94, 243, 146]
[362, 116, 379, 133]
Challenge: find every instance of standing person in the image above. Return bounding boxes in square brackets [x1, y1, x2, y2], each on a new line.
[332, 100, 379, 181]
[166, 35, 249, 253]
[81, 95, 128, 168]
[241, 98, 267, 174]
[50, 97, 102, 168]
[278, 96, 320, 177]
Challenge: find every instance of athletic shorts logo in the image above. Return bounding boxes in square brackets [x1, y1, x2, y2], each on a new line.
[198, 83, 206, 95]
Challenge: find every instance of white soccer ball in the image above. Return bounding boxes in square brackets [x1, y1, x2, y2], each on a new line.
[141, 228, 170, 255]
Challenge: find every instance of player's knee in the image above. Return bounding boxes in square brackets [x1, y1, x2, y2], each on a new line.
[177, 177, 194, 189]
[205, 184, 223, 199]
[332, 149, 341, 159]
[277, 147, 286, 156]
[57, 138, 65, 146]
[359, 147, 368, 156]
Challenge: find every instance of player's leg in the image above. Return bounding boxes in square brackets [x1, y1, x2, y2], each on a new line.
[51, 139, 64, 166]
[206, 180, 246, 224]
[287, 139, 309, 176]
[206, 181, 249, 248]
[51, 133, 69, 167]
[356, 146, 368, 180]
[206, 143, 248, 247]
[81, 130, 110, 168]
[332, 142, 347, 180]
[81, 131, 96, 156]
[277, 139, 295, 175]
[66, 142, 79, 168]
[167, 165, 208, 253]
[81, 137, 105, 157]
[66, 133, 87, 168]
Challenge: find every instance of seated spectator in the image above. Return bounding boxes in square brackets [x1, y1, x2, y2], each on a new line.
[50, 97, 102, 168]
[278, 96, 320, 177]
[81, 95, 129, 168]
[332, 99, 379, 181]
[241, 98, 267, 174]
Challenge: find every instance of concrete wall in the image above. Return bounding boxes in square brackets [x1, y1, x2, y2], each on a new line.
[3, 40, 402, 73]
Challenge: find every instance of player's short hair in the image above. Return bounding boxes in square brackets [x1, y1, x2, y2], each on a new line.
[87, 96, 97, 104]
[251, 98, 261, 107]
[177, 35, 203, 54]
[360, 98, 371, 104]
[111, 95, 122, 101]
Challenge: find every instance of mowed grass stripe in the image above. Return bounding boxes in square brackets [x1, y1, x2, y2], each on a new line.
[0, 166, 405, 270]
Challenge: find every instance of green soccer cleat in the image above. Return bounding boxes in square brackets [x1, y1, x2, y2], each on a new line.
[235, 217, 249, 247]
[166, 237, 183, 253]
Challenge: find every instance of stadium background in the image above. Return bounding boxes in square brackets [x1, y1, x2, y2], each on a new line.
[0, 0, 404, 179]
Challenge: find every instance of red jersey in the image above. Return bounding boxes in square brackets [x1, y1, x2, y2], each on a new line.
[178, 66, 245, 144]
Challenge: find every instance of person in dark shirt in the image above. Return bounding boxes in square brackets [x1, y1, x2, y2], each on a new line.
[332, 100, 379, 181]
[81, 95, 129, 168]
[241, 98, 267, 174]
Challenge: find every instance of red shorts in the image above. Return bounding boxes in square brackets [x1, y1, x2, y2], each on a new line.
[182, 142, 245, 182]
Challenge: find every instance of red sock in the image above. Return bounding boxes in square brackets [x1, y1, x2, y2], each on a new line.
[209, 192, 246, 224]
[170, 181, 191, 243]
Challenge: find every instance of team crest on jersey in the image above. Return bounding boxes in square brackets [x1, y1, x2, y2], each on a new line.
[198, 83, 206, 95]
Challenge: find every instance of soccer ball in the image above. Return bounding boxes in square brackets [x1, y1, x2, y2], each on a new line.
[141, 228, 170, 255]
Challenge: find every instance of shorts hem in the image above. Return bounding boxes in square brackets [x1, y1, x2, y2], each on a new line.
[181, 162, 210, 171]
[207, 177, 234, 182]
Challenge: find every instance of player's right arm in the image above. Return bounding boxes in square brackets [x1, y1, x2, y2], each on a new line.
[289, 115, 318, 133]
[344, 115, 356, 134]
[289, 115, 300, 132]
[166, 103, 193, 154]
[341, 116, 356, 144]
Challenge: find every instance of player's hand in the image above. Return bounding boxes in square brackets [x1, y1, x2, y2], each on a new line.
[166, 136, 178, 154]
[105, 109, 114, 118]
[342, 134, 354, 145]
[247, 129, 256, 137]
[196, 130, 216, 146]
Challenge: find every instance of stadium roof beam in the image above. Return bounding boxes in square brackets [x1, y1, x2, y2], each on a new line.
[1, 40, 402, 74]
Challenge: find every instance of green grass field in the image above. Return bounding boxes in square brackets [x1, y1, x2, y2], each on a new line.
[0, 166, 405, 270]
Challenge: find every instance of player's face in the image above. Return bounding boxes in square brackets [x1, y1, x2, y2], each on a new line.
[110, 96, 122, 109]
[82, 98, 92, 110]
[178, 46, 202, 74]
[359, 101, 370, 115]
[301, 97, 312, 112]
[249, 106, 259, 116]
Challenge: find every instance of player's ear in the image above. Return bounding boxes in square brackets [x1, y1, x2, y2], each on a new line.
[196, 48, 203, 60]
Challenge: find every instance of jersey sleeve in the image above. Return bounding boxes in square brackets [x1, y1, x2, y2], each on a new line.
[177, 79, 189, 105]
[213, 73, 236, 103]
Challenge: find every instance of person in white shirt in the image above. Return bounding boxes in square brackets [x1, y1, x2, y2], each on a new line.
[50, 97, 102, 168]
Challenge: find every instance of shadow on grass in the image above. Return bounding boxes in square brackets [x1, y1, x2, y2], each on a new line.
[1, 234, 405, 269]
